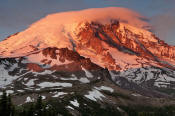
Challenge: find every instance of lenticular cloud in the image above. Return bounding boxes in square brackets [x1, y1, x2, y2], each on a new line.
[33, 7, 150, 29]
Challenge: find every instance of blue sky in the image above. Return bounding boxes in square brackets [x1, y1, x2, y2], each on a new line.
[0, 0, 175, 44]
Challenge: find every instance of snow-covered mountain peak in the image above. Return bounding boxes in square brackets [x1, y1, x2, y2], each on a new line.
[0, 7, 175, 71]
[0, 7, 150, 57]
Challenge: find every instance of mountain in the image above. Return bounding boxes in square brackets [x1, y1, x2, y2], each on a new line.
[0, 7, 175, 115]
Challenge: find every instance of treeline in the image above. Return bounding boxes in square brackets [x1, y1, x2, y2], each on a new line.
[0, 91, 63, 116]
[0, 91, 175, 116]
[0, 91, 15, 116]
[120, 105, 175, 116]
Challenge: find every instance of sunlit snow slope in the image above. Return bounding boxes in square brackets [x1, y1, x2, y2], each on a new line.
[0, 7, 175, 71]
[0, 7, 149, 57]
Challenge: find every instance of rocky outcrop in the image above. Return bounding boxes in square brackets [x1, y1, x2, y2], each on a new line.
[30, 47, 102, 72]
[27, 63, 44, 72]
[42, 47, 58, 59]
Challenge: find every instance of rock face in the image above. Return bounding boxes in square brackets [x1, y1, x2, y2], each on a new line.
[76, 21, 175, 69]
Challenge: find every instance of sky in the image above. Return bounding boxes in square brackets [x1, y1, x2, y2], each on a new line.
[0, 0, 175, 45]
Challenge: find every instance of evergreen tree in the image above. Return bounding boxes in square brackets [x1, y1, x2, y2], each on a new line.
[7, 94, 13, 116]
[35, 95, 43, 116]
[0, 91, 15, 116]
[0, 90, 8, 116]
[11, 105, 15, 116]
[26, 104, 34, 116]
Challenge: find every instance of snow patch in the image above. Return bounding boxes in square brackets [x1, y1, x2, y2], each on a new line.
[70, 99, 79, 107]
[42, 96, 46, 100]
[66, 106, 74, 110]
[17, 90, 25, 92]
[25, 79, 37, 87]
[37, 82, 72, 88]
[6, 90, 14, 95]
[0, 64, 19, 88]
[95, 86, 114, 92]
[52, 92, 67, 97]
[60, 74, 78, 80]
[79, 78, 90, 83]
[8, 63, 18, 72]
[131, 93, 142, 97]
[84, 89, 105, 101]
[33, 70, 54, 76]
[82, 66, 93, 78]
[25, 96, 34, 103]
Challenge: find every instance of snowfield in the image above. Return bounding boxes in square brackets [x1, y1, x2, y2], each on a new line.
[84, 89, 105, 101]
[37, 82, 72, 88]
[0, 64, 19, 88]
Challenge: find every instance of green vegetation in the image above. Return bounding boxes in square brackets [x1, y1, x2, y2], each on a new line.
[120, 105, 175, 116]
[0, 91, 15, 116]
[0, 91, 71, 116]
[0, 91, 175, 116]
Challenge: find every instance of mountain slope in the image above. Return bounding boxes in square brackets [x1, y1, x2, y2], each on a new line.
[0, 7, 175, 114]
[0, 7, 175, 69]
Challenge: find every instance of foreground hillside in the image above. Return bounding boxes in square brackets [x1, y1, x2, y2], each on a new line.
[1, 91, 175, 116]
